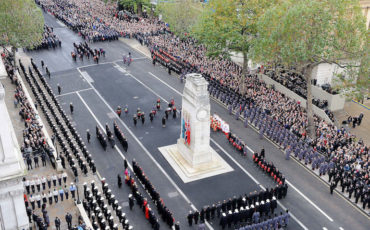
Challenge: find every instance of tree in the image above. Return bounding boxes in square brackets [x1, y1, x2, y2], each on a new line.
[157, 0, 202, 38]
[193, 0, 277, 94]
[0, 0, 44, 63]
[252, 0, 367, 139]
[333, 35, 369, 103]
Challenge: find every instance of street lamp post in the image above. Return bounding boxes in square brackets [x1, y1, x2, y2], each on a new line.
[51, 133, 60, 160]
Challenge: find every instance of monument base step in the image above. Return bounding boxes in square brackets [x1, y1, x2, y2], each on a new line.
[158, 144, 233, 183]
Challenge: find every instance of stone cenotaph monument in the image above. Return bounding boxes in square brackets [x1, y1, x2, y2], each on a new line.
[159, 73, 232, 183]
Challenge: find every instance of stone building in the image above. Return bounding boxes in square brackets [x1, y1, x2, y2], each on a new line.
[0, 59, 28, 229]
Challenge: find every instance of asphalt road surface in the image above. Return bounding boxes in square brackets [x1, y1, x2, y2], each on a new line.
[22, 11, 370, 230]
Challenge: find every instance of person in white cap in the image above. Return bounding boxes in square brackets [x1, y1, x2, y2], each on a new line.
[70, 183, 76, 199]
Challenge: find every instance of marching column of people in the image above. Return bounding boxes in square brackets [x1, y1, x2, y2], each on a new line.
[208, 77, 369, 209]
[26, 24, 61, 51]
[35, 1, 368, 208]
[131, 159, 177, 229]
[114, 121, 128, 152]
[71, 41, 105, 63]
[20, 59, 96, 178]
[186, 187, 287, 229]
[236, 211, 290, 230]
[3, 53, 92, 230]
[122, 167, 161, 230]
[81, 180, 132, 230]
[211, 114, 287, 187]
[252, 151, 287, 186]
[96, 125, 108, 151]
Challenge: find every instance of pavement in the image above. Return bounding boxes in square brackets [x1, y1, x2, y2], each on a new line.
[7, 10, 369, 230]
[1, 68, 86, 230]
[334, 100, 370, 145]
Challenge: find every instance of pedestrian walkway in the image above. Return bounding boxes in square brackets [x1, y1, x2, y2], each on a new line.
[1, 50, 123, 229]
[334, 100, 370, 145]
[1, 68, 83, 230]
[119, 38, 151, 58]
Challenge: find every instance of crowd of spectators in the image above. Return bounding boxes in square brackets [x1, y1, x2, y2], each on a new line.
[132, 160, 176, 229]
[264, 68, 330, 110]
[31, 0, 368, 209]
[1, 51, 55, 169]
[37, 0, 119, 42]
[1, 51, 92, 230]
[27, 24, 61, 51]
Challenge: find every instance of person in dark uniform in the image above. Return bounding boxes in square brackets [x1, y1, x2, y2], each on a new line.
[65, 213, 72, 229]
[108, 135, 115, 148]
[141, 113, 145, 125]
[86, 129, 91, 143]
[162, 116, 166, 128]
[200, 208, 205, 223]
[122, 138, 128, 152]
[153, 219, 160, 230]
[330, 181, 336, 195]
[57, 84, 61, 95]
[205, 206, 211, 221]
[173, 106, 177, 119]
[124, 159, 128, 169]
[117, 174, 122, 188]
[55, 216, 61, 230]
[149, 111, 154, 122]
[168, 63, 172, 75]
[193, 210, 199, 224]
[129, 194, 135, 210]
[174, 221, 180, 230]
[41, 60, 45, 68]
[133, 115, 137, 127]
[165, 108, 170, 119]
[220, 212, 227, 229]
[45, 66, 51, 78]
[26, 207, 32, 223]
[69, 103, 74, 114]
[187, 211, 193, 226]
[152, 54, 156, 66]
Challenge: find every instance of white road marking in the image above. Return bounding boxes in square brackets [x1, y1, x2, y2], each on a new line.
[122, 70, 309, 229]
[56, 20, 65, 27]
[132, 57, 147, 60]
[323, 227, 328, 230]
[77, 59, 121, 70]
[122, 41, 151, 59]
[286, 181, 333, 222]
[77, 92, 130, 167]
[211, 140, 309, 230]
[80, 71, 94, 83]
[96, 171, 102, 180]
[114, 64, 127, 73]
[56, 88, 92, 97]
[76, 71, 214, 230]
[121, 201, 129, 207]
[107, 112, 116, 119]
[147, 71, 334, 223]
[168, 191, 179, 198]
[339, 227, 344, 230]
[149, 72, 182, 95]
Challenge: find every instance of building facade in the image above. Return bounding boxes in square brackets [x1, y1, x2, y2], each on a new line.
[0, 59, 28, 230]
